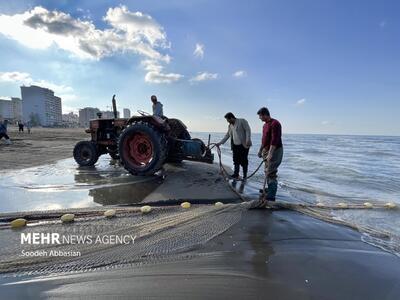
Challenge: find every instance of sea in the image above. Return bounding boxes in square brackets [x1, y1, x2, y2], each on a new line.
[193, 132, 400, 256]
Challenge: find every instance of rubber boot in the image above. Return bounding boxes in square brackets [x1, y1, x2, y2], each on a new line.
[266, 178, 277, 201]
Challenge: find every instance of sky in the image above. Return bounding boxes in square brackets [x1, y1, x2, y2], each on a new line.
[0, 0, 399, 135]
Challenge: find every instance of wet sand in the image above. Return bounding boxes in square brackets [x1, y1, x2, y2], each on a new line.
[1, 210, 400, 299]
[0, 157, 239, 213]
[0, 127, 87, 170]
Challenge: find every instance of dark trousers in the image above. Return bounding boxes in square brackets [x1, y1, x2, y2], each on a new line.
[232, 144, 249, 177]
[0, 133, 10, 140]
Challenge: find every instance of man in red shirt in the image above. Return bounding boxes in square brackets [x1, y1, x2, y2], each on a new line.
[257, 107, 283, 202]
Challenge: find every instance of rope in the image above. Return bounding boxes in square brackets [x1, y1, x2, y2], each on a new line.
[210, 143, 269, 206]
[209, 143, 266, 181]
[210, 143, 397, 217]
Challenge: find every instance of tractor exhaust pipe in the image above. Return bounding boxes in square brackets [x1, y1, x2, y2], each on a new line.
[112, 95, 118, 119]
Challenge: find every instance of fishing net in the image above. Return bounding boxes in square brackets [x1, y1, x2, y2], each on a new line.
[0, 204, 245, 276]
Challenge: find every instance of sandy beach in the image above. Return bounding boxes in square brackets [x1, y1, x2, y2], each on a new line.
[0, 127, 87, 170]
[1, 210, 400, 299]
[0, 128, 399, 299]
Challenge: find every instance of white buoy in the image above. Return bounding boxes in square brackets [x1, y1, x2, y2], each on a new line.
[104, 209, 116, 218]
[316, 202, 324, 207]
[61, 213, 75, 223]
[11, 218, 27, 229]
[215, 202, 224, 207]
[363, 202, 373, 208]
[181, 202, 191, 209]
[338, 203, 348, 208]
[384, 202, 397, 209]
[140, 205, 152, 214]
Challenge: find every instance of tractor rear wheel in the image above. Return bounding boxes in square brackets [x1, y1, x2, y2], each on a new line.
[118, 123, 167, 176]
[73, 141, 99, 166]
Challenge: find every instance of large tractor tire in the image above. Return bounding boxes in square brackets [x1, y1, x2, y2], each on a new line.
[118, 122, 167, 176]
[73, 141, 99, 166]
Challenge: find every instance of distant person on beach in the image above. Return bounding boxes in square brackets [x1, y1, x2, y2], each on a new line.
[151, 95, 164, 118]
[0, 119, 12, 145]
[18, 121, 24, 132]
[216, 112, 252, 179]
[27, 121, 31, 134]
[257, 107, 283, 202]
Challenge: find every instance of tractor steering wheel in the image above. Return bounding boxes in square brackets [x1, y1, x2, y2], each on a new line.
[137, 110, 151, 116]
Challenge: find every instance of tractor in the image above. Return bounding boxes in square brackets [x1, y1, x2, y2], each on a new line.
[73, 95, 214, 176]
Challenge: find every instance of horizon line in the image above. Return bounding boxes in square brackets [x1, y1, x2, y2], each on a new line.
[190, 131, 400, 138]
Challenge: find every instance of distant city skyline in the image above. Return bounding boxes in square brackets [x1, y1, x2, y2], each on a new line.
[1, 83, 134, 127]
[0, 1, 399, 135]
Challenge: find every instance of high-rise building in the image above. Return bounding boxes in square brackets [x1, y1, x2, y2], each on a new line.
[79, 107, 100, 127]
[0, 98, 13, 120]
[21, 85, 62, 126]
[0, 97, 22, 122]
[62, 112, 79, 127]
[101, 110, 120, 119]
[123, 108, 131, 118]
[11, 97, 23, 121]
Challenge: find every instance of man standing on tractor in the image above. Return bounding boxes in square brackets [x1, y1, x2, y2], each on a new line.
[216, 112, 252, 179]
[257, 107, 283, 202]
[151, 95, 164, 117]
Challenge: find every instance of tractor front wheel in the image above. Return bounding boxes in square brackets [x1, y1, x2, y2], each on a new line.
[73, 141, 99, 166]
[118, 123, 167, 176]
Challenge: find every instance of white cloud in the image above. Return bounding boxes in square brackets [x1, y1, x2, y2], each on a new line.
[0, 5, 182, 83]
[189, 72, 219, 84]
[0, 71, 31, 83]
[232, 70, 247, 78]
[0, 71, 76, 100]
[104, 6, 168, 48]
[145, 70, 183, 84]
[193, 43, 204, 59]
[321, 121, 331, 125]
[141, 60, 183, 83]
[296, 98, 306, 106]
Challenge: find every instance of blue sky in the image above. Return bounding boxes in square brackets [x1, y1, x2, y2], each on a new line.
[0, 0, 399, 135]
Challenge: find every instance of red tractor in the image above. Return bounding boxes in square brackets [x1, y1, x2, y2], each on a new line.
[73, 96, 213, 176]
